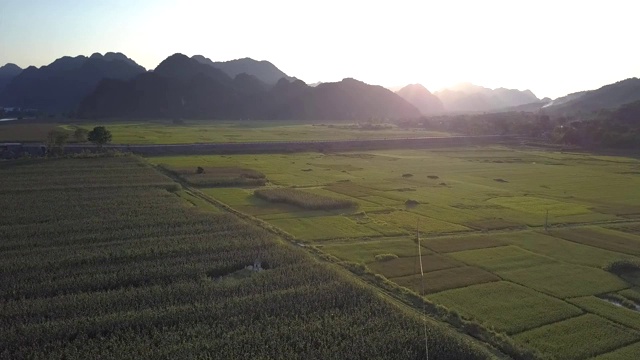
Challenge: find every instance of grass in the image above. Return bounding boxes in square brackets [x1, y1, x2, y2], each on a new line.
[593, 342, 640, 360]
[162, 165, 266, 187]
[0, 156, 495, 359]
[550, 227, 640, 256]
[67, 121, 451, 144]
[448, 245, 556, 272]
[321, 238, 431, 263]
[514, 314, 640, 360]
[499, 263, 629, 298]
[394, 266, 500, 295]
[487, 195, 592, 217]
[147, 146, 640, 357]
[254, 188, 356, 210]
[367, 254, 461, 279]
[368, 210, 469, 234]
[421, 234, 506, 253]
[427, 281, 583, 334]
[568, 296, 640, 331]
[268, 216, 381, 241]
[175, 190, 222, 214]
[498, 231, 640, 268]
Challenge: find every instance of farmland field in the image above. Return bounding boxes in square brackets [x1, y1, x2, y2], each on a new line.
[0, 120, 450, 144]
[0, 156, 496, 359]
[149, 145, 640, 359]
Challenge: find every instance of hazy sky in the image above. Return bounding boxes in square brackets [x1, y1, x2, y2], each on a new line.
[1, 0, 638, 99]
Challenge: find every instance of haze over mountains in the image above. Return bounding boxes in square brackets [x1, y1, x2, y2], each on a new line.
[79, 53, 420, 120]
[0, 53, 145, 112]
[1, 52, 639, 121]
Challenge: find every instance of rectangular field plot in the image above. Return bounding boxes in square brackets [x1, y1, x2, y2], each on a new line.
[568, 296, 640, 331]
[321, 238, 431, 263]
[200, 188, 256, 206]
[394, 266, 499, 295]
[514, 314, 640, 360]
[500, 231, 640, 268]
[369, 210, 469, 234]
[427, 281, 583, 334]
[448, 245, 556, 272]
[550, 227, 640, 256]
[367, 254, 461, 279]
[594, 342, 640, 360]
[422, 234, 506, 253]
[268, 216, 381, 241]
[618, 288, 640, 303]
[500, 263, 629, 298]
[487, 196, 592, 217]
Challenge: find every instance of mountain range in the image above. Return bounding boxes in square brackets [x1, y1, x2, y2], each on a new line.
[192, 56, 295, 85]
[396, 84, 444, 115]
[1, 52, 639, 121]
[433, 83, 540, 113]
[0, 52, 145, 112]
[0, 63, 23, 96]
[78, 53, 420, 120]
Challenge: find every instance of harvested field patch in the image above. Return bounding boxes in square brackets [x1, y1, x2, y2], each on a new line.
[367, 254, 461, 279]
[394, 266, 499, 295]
[514, 314, 640, 360]
[428, 281, 583, 334]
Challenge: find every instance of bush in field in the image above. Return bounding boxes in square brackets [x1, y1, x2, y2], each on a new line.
[196, 166, 205, 174]
[166, 184, 182, 192]
[405, 199, 420, 207]
[255, 188, 357, 210]
[402, 173, 413, 178]
[88, 126, 112, 148]
[73, 128, 90, 143]
[374, 253, 398, 261]
[605, 259, 640, 275]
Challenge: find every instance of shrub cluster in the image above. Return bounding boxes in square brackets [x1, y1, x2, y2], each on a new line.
[255, 188, 357, 210]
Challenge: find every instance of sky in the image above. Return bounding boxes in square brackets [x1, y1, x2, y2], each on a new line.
[1, 0, 638, 99]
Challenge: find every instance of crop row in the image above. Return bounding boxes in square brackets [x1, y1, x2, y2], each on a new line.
[0, 157, 493, 359]
[255, 187, 357, 210]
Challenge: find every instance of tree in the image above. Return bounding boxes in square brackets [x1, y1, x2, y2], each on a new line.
[45, 129, 69, 156]
[73, 128, 90, 143]
[88, 126, 112, 149]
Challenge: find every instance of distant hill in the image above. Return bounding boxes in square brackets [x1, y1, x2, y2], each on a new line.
[544, 78, 640, 116]
[79, 54, 419, 120]
[192, 55, 294, 85]
[435, 83, 539, 112]
[0, 63, 22, 95]
[396, 84, 444, 115]
[0, 53, 145, 112]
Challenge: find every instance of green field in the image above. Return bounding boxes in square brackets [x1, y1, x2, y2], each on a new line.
[514, 314, 640, 360]
[0, 156, 494, 359]
[427, 281, 583, 334]
[145, 145, 640, 358]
